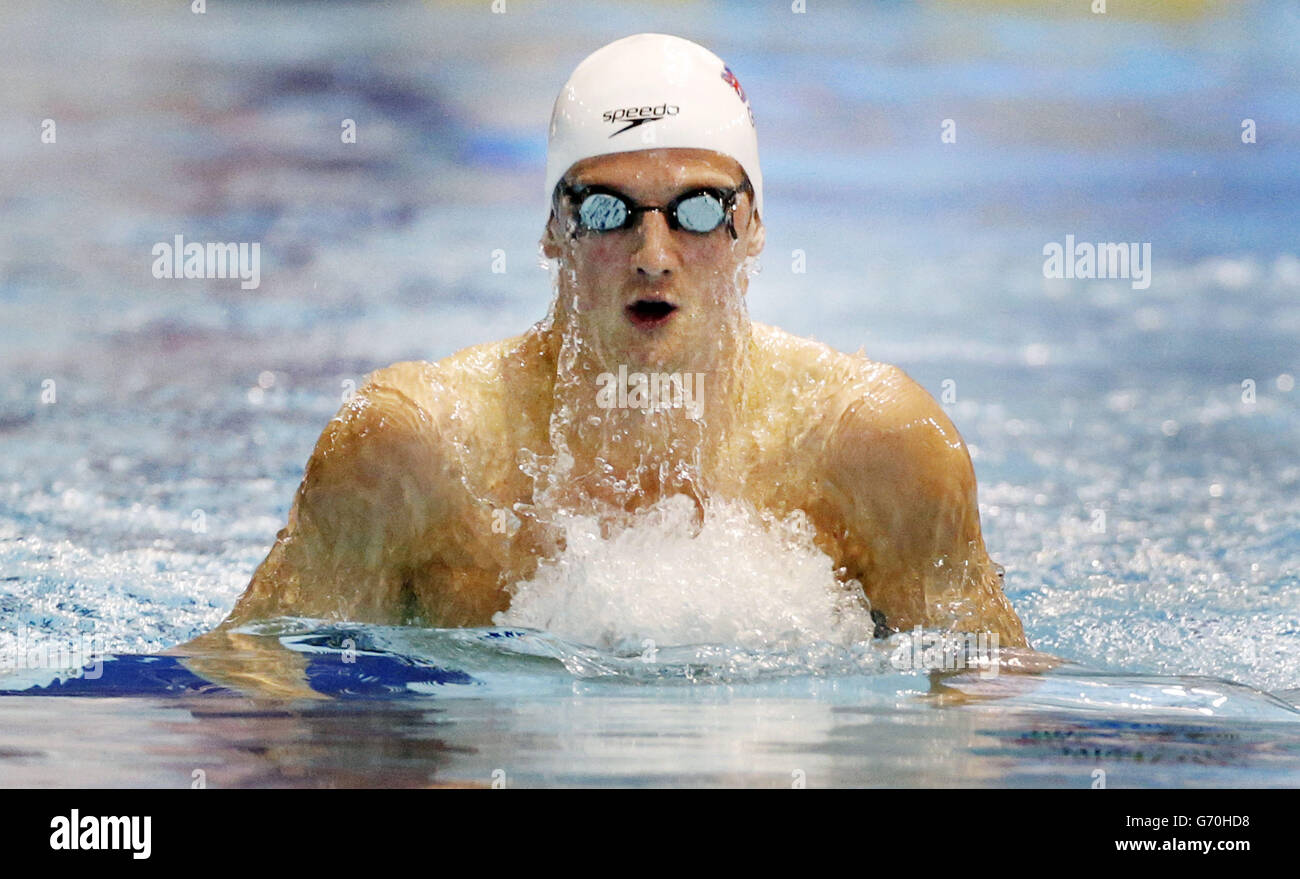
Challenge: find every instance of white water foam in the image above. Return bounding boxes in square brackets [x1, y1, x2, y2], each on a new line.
[494, 494, 877, 653]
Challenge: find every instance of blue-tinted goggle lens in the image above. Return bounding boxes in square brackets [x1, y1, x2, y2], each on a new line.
[577, 192, 629, 231]
[673, 192, 727, 232]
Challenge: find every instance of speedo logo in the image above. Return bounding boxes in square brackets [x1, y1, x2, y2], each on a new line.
[602, 103, 679, 137]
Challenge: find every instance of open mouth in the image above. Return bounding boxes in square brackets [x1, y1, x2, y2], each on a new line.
[626, 299, 679, 329]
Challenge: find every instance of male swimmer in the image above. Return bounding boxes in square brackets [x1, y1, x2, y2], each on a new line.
[203, 33, 1028, 655]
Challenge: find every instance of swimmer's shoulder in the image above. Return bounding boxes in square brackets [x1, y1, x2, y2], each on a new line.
[297, 331, 547, 527]
[357, 327, 548, 421]
[305, 360, 451, 499]
[749, 321, 972, 485]
[337, 328, 550, 471]
[749, 322, 928, 420]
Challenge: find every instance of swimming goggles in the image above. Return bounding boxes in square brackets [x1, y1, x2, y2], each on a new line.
[557, 179, 752, 239]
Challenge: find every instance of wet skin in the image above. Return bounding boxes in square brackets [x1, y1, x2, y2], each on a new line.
[179, 148, 1031, 697]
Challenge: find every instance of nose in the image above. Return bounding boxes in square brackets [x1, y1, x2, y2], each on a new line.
[630, 209, 676, 277]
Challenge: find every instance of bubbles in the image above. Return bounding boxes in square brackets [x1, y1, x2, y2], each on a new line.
[495, 494, 877, 653]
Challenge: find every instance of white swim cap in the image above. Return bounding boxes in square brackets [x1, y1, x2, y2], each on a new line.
[543, 33, 762, 232]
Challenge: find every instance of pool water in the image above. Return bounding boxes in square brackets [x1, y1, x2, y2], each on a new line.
[1, 0, 1298, 787]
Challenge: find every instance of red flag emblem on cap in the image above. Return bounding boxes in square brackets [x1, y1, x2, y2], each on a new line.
[720, 66, 747, 103]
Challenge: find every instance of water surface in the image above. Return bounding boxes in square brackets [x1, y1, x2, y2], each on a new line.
[1, 0, 1297, 787]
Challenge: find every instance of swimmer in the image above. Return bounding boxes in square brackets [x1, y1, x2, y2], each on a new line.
[204, 33, 1028, 651]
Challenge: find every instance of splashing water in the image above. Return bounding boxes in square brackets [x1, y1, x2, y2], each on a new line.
[492, 202, 875, 657]
[486, 177, 831, 654]
[495, 494, 877, 654]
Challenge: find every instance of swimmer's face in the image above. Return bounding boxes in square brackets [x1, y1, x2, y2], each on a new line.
[542, 148, 764, 370]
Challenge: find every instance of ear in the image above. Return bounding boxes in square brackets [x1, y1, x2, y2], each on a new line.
[745, 211, 765, 259]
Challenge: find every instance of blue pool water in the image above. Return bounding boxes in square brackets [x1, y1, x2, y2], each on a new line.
[1, 0, 1298, 786]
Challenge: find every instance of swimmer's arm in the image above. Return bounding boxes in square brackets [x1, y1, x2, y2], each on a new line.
[222, 370, 451, 627]
[823, 366, 1029, 648]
